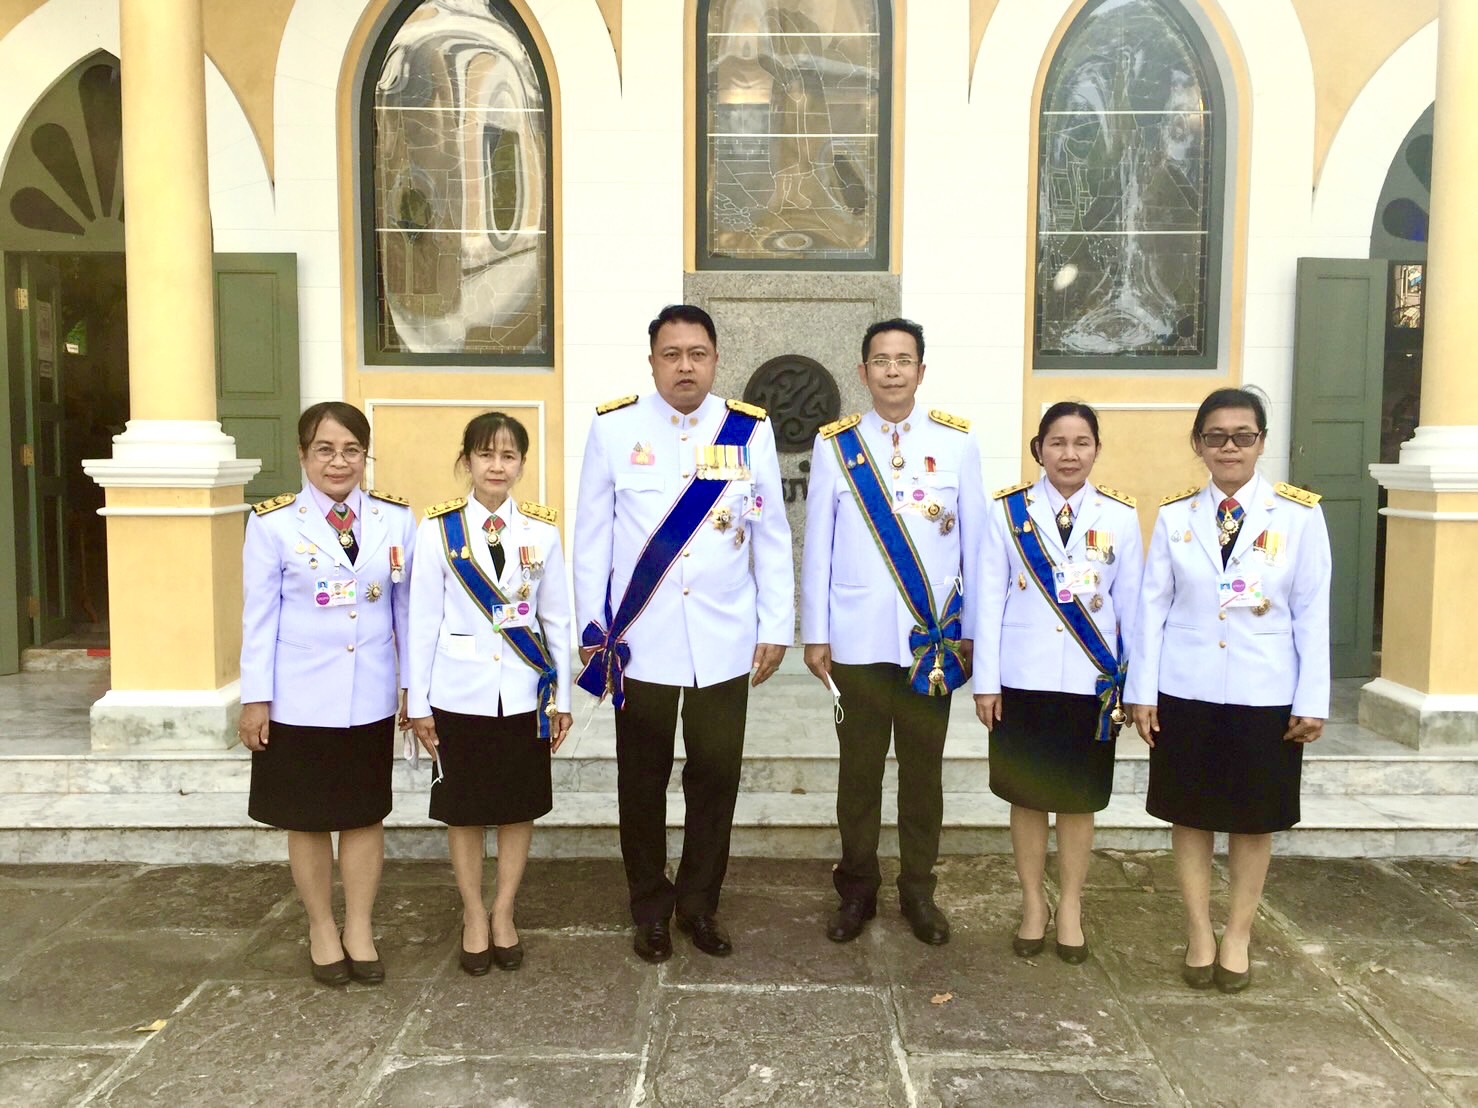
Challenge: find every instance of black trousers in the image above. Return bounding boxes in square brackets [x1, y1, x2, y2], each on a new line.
[615, 673, 749, 924]
[831, 662, 951, 906]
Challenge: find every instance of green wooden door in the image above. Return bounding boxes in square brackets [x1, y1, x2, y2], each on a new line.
[1291, 258, 1385, 679]
[214, 254, 300, 502]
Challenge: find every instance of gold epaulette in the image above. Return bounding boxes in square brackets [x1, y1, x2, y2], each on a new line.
[424, 497, 467, 518]
[930, 409, 970, 432]
[519, 501, 558, 525]
[252, 493, 295, 516]
[367, 489, 409, 506]
[819, 413, 862, 439]
[1095, 484, 1137, 508]
[1275, 482, 1322, 507]
[726, 399, 768, 420]
[992, 481, 1032, 500]
[1161, 486, 1200, 506]
[595, 394, 638, 415]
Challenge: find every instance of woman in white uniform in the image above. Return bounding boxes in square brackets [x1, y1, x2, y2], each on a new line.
[973, 402, 1143, 963]
[1125, 388, 1331, 993]
[408, 412, 573, 974]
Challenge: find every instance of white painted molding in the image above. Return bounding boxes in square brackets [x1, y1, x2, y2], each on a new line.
[94, 682, 242, 709]
[363, 398, 548, 504]
[97, 504, 254, 518]
[1370, 425, 1478, 492]
[83, 419, 262, 489]
[1361, 677, 1478, 715]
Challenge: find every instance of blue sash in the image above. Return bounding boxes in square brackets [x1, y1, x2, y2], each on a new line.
[439, 510, 558, 739]
[831, 426, 966, 696]
[1003, 489, 1124, 741]
[577, 405, 761, 708]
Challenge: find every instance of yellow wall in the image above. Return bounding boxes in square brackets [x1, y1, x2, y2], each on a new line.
[969, 0, 1002, 89]
[595, 0, 621, 76]
[335, 0, 566, 522]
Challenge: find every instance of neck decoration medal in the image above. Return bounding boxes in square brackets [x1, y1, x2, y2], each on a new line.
[388, 545, 404, 583]
[1057, 502, 1073, 533]
[891, 430, 905, 471]
[329, 504, 355, 548]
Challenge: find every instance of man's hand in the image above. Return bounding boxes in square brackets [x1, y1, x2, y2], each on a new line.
[551, 712, 574, 753]
[752, 643, 786, 687]
[803, 643, 832, 689]
[958, 638, 974, 681]
[1127, 703, 1159, 748]
[397, 689, 411, 731]
[1283, 716, 1325, 744]
[410, 715, 439, 757]
[238, 702, 270, 751]
[973, 693, 1001, 728]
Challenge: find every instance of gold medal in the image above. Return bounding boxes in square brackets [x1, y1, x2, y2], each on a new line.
[1089, 593, 1104, 612]
[338, 531, 355, 549]
[544, 702, 558, 719]
[1056, 503, 1072, 532]
[517, 582, 531, 600]
[924, 500, 942, 520]
[734, 527, 746, 548]
[891, 454, 905, 470]
[366, 582, 383, 601]
[1022, 520, 1033, 533]
[1017, 573, 1027, 590]
[460, 546, 472, 560]
[712, 507, 732, 533]
[938, 511, 956, 536]
[929, 664, 946, 689]
[1110, 705, 1127, 726]
[1253, 599, 1272, 617]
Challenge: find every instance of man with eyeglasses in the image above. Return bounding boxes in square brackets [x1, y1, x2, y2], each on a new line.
[573, 304, 794, 964]
[800, 318, 986, 945]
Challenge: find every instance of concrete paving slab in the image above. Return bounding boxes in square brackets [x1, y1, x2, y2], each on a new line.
[0, 1048, 124, 1108]
[914, 1060, 1177, 1108]
[1262, 858, 1478, 944]
[367, 1057, 637, 1107]
[0, 886, 98, 975]
[508, 857, 634, 932]
[1392, 858, 1478, 920]
[73, 864, 294, 934]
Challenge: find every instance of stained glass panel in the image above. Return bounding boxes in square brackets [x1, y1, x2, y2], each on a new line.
[702, 0, 886, 266]
[1035, 0, 1220, 362]
[372, 0, 550, 357]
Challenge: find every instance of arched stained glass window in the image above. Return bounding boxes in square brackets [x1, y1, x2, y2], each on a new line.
[698, 0, 891, 270]
[364, 0, 552, 363]
[1034, 0, 1225, 368]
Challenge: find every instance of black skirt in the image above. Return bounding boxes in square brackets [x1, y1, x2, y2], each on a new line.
[428, 706, 552, 827]
[988, 687, 1116, 814]
[1146, 693, 1302, 834]
[248, 716, 395, 832]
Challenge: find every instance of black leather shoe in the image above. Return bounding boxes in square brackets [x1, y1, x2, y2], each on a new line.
[492, 943, 524, 971]
[1012, 934, 1046, 958]
[1213, 960, 1252, 994]
[459, 925, 492, 977]
[900, 899, 950, 945]
[1182, 945, 1216, 989]
[1055, 939, 1089, 965]
[347, 955, 385, 984]
[634, 920, 672, 964]
[677, 913, 733, 957]
[826, 898, 876, 943]
[310, 956, 350, 986]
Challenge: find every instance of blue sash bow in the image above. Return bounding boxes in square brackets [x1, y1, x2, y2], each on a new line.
[439, 510, 558, 739]
[1003, 490, 1124, 741]
[577, 405, 761, 708]
[831, 426, 966, 696]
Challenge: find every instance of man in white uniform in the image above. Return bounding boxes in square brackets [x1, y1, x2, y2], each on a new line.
[574, 304, 794, 963]
[801, 318, 986, 945]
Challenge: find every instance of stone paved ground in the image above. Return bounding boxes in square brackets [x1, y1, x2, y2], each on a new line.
[1, 853, 1475, 1107]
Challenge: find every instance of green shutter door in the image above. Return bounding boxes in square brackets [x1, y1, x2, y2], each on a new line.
[1290, 257, 1385, 679]
[214, 254, 300, 502]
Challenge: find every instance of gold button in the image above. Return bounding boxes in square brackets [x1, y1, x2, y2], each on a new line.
[1055, 625, 1063, 633]
[902, 422, 911, 432]
[683, 588, 690, 596]
[494, 654, 501, 661]
[1218, 641, 1226, 649]
[681, 433, 689, 441]
[346, 644, 355, 653]
[349, 611, 357, 620]
[1218, 611, 1226, 621]
[682, 472, 691, 478]
[683, 551, 691, 557]
[670, 415, 678, 425]
[880, 422, 891, 433]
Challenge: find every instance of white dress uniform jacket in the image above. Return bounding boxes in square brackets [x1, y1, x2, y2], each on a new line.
[573, 392, 794, 688]
[971, 478, 1144, 697]
[800, 407, 986, 664]
[240, 485, 415, 727]
[1124, 473, 1332, 719]
[406, 497, 573, 720]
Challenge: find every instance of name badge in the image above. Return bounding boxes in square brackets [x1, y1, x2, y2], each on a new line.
[492, 601, 533, 629]
[1052, 562, 1098, 601]
[1218, 570, 1264, 609]
[315, 578, 357, 607]
[745, 492, 764, 521]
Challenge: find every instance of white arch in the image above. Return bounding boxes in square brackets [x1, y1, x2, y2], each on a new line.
[0, 0, 272, 243]
[1311, 20, 1437, 251]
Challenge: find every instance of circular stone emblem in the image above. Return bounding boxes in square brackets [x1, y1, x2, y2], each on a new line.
[743, 355, 841, 454]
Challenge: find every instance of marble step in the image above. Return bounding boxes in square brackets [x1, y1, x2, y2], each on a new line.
[5, 734, 1476, 797]
[1, 789, 1473, 863]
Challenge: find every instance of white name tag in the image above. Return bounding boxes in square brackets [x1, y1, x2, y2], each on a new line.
[1218, 570, 1264, 609]
[492, 601, 533, 629]
[1052, 562, 1098, 601]
[315, 578, 356, 607]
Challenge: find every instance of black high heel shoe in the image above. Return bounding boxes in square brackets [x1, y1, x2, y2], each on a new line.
[492, 942, 524, 971]
[1181, 944, 1216, 990]
[1012, 908, 1051, 958]
[1213, 959, 1251, 993]
[459, 924, 492, 977]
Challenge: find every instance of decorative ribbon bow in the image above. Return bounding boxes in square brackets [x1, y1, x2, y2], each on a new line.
[907, 587, 968, 697]
[576, 583, 632, 708]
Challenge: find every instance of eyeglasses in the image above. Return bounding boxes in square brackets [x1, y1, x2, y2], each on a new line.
[867, 355, 917, 370]
[311, 445, 367, 463]
[1199, 431, 1262, 448]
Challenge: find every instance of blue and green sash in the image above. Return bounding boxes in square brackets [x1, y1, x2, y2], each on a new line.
[577, 405, 761, 708]
[1003, 489, 1124, 741]
[439, 510, 558, 738]
[831, 426, 966, 696]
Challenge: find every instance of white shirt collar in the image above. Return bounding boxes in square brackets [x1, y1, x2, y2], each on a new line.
[864, 404, 919, 434]
[1040, 478, 1089, 516]
[305, 483, 362, 519]
[648, 390, 719, 428]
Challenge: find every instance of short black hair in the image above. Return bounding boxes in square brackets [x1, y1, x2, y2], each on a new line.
[1191, 387, 1268, 450]
[862, 318, 924, 363]
[1030, 401, 1101, 465]
[648, 304, 717, 350]
[459, 410, 530, 461]
[298, 401, 370, 451]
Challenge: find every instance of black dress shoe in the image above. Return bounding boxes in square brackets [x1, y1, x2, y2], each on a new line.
[900, 899, 950, 945]
[310, 956, 351, 986]
[677, 913, 733, 957]
[1213, 960, 1252, 994]
[492, 942, 524, 971]
[1012, 934, 1046, 958]
[1182, 945, 1216, 989]
[634, 920, 672, 964]
[826, 898, 876, 943]
[1055, 939, 1089, 965]
[347, 955, 385, 984]
[460, 926, 492, 977]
